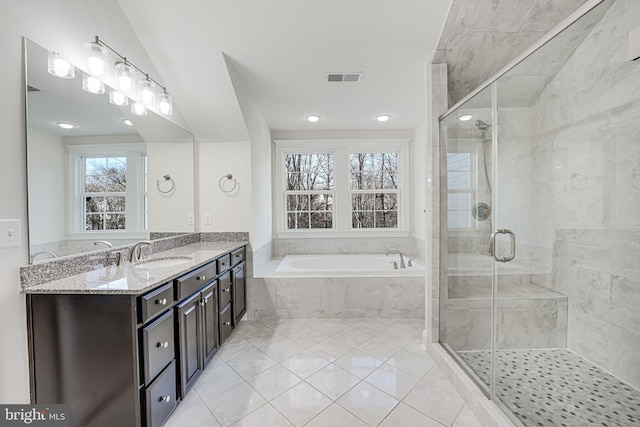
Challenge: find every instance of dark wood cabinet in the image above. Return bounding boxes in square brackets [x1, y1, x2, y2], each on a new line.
[27, 244, 246, 427]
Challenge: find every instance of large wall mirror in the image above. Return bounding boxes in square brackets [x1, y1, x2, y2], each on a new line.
[25, 38, 195, 263]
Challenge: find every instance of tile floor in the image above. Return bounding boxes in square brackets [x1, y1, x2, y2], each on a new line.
[164, 317, 483, 427]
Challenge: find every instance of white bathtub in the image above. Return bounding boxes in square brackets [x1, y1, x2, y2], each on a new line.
[272, 254, 425, 278]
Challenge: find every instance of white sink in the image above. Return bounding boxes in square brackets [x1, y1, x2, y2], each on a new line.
[134, 256, 193, 269]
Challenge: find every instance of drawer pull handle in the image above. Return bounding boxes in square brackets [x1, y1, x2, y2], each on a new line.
[204, 297, 208, 303]
[223, 321, 231, 326]
[223, 288, 230, 293]
[159, 396, 171, 403]
[197, 275, 206, 281]
[157, 341, 169, 349]
[156, 298, 167, 306]
[235, 254, 241, 258]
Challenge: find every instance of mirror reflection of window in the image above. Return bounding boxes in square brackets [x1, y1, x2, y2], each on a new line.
[447, 151, 473, 229]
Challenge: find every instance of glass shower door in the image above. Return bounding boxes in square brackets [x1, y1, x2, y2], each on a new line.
[439, 85, 495, 393]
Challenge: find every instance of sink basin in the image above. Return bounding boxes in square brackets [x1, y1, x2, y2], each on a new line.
[134, 256, 193, 269]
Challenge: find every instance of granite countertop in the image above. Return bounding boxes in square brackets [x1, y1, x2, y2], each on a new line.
[23, 241, 248, 295]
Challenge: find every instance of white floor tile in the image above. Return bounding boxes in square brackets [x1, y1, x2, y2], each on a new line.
[285, 328, 329, 348]
[309, 319, 350, 336]
[305, 403, 369, 427]
[217, 337, 258, 362]
[453, 404, 483, 427]
[386, 347, 436, 378]
[270, 382, 332, 426]
[364, 363, 421, 400]
[226, 347, 278, 379]
[306, 363, 361, 400]
[231, 403, 293, 427]
[194, 359, 245, 401]
[378, 402, 445, 427]
[334, 349, 384, 379]
[260, 338, 306, 362]
[280, 349, 329, 379]
[246, 364, 302, 401]
[403, 367, 465, 426]
[308, 337, 354, 361]
[333, 326, 379, 347]
[337, 381, 399, 426]
[163, 390, 220, 427]
[203, 381, 267, 426]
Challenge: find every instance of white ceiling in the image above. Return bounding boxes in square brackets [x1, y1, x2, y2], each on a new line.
[116, 0, 453, 142]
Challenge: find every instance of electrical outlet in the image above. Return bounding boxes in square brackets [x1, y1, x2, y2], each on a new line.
[187, 213, 195, 225]
[203, 213, 212, 225]
[0, 219, 22, 248]
[629, 26, 640, 61]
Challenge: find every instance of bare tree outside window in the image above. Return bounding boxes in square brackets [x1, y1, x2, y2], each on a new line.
[83, 156, 127, 230]
[350, 152, 398, 228]
[285, 153, 334, 229]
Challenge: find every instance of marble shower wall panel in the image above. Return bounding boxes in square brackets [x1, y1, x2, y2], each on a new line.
[252, 276, 425, 319]
[530, 0, 640, 388]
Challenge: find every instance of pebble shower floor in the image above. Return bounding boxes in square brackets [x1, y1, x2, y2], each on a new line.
[458, 348, 640, 426]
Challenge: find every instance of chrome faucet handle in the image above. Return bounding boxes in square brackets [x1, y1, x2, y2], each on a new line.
[110, 251, 125, 266]
[407, 258, 413, 267]
[390, 261, 398, 270]
[130, 240, 152, 262]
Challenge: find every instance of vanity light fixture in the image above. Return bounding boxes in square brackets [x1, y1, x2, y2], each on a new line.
[47, 52, 75, 79]
[306, 115, 321, 122]
[131, 102, 147, 116]
[122, 119, 133, 126]
[85, 38, 108, 77]
[82, 73, 105, 94]
[376, 114, 391, 122]
[109, 89, 128, 106]
[56, 122, 75, 129]
[458, 114, 474, 122]
[88, 35, 173, 115]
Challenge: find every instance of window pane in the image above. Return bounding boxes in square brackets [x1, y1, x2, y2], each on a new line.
[350, 152, 398, 190]
[85, 197, 102, 213]
[105, 213, 125, 230]
[375, 211, 397, 228]
[310, 193, 332, 211]
[85, 214, 104, 230]
[287, 212, 309, 229]
[105, 196, 126, 212]
[285, 154, 333, 190]
[310, 212, 332, 228]
[352, 211, 375, 228]
[84, 156, 127, 192]
[375, 193, 397, 210]
[448, 171, 471, 190]
[448, 193, 470, 210]
[449, 210, 471, 229]
[287, 195, 309, 211]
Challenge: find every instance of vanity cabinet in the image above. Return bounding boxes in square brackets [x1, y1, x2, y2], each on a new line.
[27, 244, 247, 427]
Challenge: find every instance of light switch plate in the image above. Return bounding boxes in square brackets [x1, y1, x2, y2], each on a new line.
[0, 219, 22, 248]
[187, 213, 195, 225]
[629, 26, 640, 61]
[203, 213, 212, 225]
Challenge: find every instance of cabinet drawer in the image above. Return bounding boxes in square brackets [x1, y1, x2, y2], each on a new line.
[217, 254, 231, 273]
[139, 283, 174, 324]
[219, 304, 233, 344]
[175, 262, 217, 301]
[218, 272, 232, 308]
[231, 247, 245, 266]
[142, 310, 175, 385]
[145, 361, 177, 427]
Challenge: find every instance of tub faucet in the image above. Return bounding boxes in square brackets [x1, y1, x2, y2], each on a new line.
[94, 240, 114, 248]
[130, 240, 152, 262]
[385, 248, 406, 268]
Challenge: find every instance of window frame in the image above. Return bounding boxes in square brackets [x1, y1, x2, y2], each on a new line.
[67, 143, 147, 240]
[274, 139, 410, 238]
[446, 146, 477, 230]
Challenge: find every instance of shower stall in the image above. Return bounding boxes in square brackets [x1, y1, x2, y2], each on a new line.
[438, 0, 640, 425]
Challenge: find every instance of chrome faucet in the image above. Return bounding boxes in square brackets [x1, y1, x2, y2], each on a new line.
[130, 241, 152, 262]
[94, 240, 114, 248]
[385, 248, 406, 268]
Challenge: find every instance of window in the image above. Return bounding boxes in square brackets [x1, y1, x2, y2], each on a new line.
[275, 140, 409, 236]
[447, 151, 473, 229]
[284, 153, 334, 229]
[82, 156, 127, 230]
[68, 144, 146, 237]
[350, 153, 398, 228]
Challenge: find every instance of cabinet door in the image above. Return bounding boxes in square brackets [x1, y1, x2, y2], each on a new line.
[232, 263, 246, 324]
[176, 293, 201, 399]
[201, 282, 218, 366]
[218, 272, 232, 308]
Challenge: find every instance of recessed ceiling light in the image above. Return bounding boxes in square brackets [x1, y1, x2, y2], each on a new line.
[376, 114, 391, 122]
[56, 122, 75, 129]
[458, 114, 474, 122]
[122, 119, 133, 126]
[306, 115, 321, 123]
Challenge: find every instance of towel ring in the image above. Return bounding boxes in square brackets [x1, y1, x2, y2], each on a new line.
[219, 173, 237, 193]
[157, 174, 175, 194]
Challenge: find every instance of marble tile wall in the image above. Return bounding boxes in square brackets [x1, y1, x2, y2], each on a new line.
[272, 237, 418, 258]
[529, 0, 640, 388]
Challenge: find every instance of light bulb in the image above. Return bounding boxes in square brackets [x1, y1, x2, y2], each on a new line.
[158, 92, 173, 115]
[138, 79, 156, 106]
[109, 89, 128, 106]
[47, 52, 75, 79]
[375, 114, 391, 122]
[56, 122, 75, 129]
[131, 102, 147, 116]
[82, 73, 105, 94]
[115, 61, 134, 93]
[306, 115, 321, 122]
[85, 42, 107, 76]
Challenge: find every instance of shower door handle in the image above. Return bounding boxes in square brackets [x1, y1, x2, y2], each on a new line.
[490, 229, 516, 263]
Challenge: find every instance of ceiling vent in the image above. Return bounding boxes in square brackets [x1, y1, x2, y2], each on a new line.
[327, 72, 364, 83]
